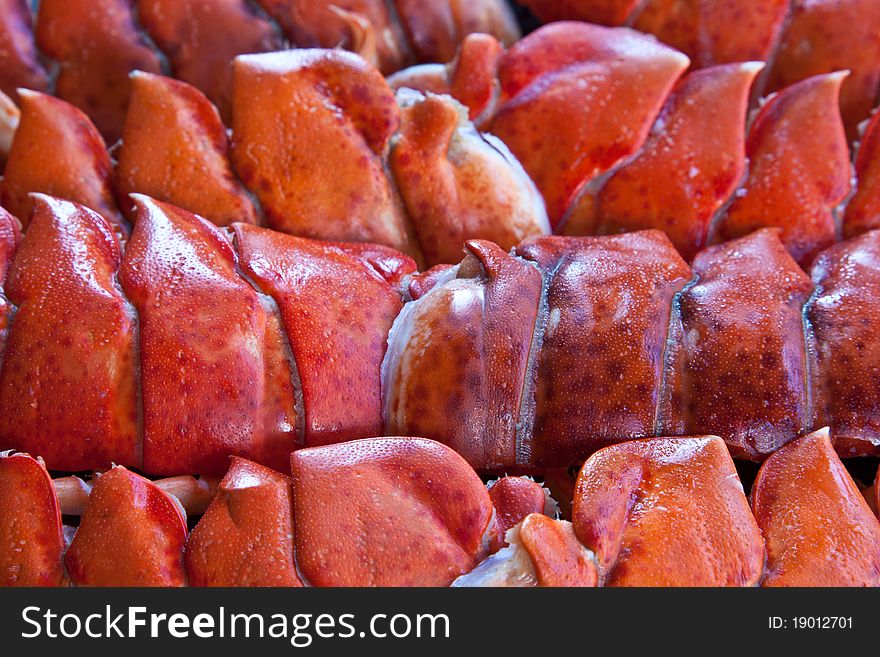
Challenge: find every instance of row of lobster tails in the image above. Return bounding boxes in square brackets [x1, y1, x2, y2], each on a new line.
[0, 20, 877, 273]
[386, 226, 880, 466]
[0, 0, 521, 141]
[2, 193, 880, 475]
[516, 0, 880, 143]
[0, 194, 415, 475]
[3, 429, 878, 587]
[0, 48, 550, 269]
[391, 22, 860, 265]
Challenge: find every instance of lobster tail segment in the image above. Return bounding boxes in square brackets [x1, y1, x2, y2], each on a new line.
[290, 437, 495, 587]
[64, 465, 188, 587]
[185, 457, 302, 587]
[0, 196, 138, 471]
[1, 90, 123, 233]
[488, 22, 691, 229]
[517, 231, 691, 465]
[383, 240, 544, 469]
[572, 436, 765, 587]
[751, 428, 880, 587]
[230, 49, 420, 261]
[711, 72, 852, 267]
[35, 0, 163, 144]
[120, 196, 301, 476]
[0, 0, 48, 101]
[0, 452, 65, 587]
[233, 223, 416, 448]
[116, 71, 260, 228]
[808, 230, 880, 457]
[591, 62, 762, 260]
[662, 229, 815, 460]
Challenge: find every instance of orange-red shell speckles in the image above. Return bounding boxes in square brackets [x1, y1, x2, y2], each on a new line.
[632, 0, 789, 69]
[594, 63, 761, 261]
[573, 436, 765, 586]
[382, 227, 880, 469]
[383, 240, 544, 469]
[116, 72, 259, 227]
[808, 230, 880, 457]
[234, 224, 415, 446]
[0, 453, 65, 587]
[711, 73, 851, 266]
[517, 232, 691, 465]
[231, 50, 420, 261]
[0, 196, 138, 472]
[1, 90, 122, 231]
[0, 0, 48, 100]
[136, 0, 282, 123]
[35, 0, 163, 144]
[751, 428, 880, 587]
[185, 457, 302, 587]
[65, 466, 187, 587]
[662, 229, 814, 459]
[290, 437, 494, 586]
[765, 0, 880, 140]
[487, 22, 689, 229]
[119, 196, 299, 475]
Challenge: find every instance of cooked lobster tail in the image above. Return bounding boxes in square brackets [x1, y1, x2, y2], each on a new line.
[384, 227, 880, 466]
